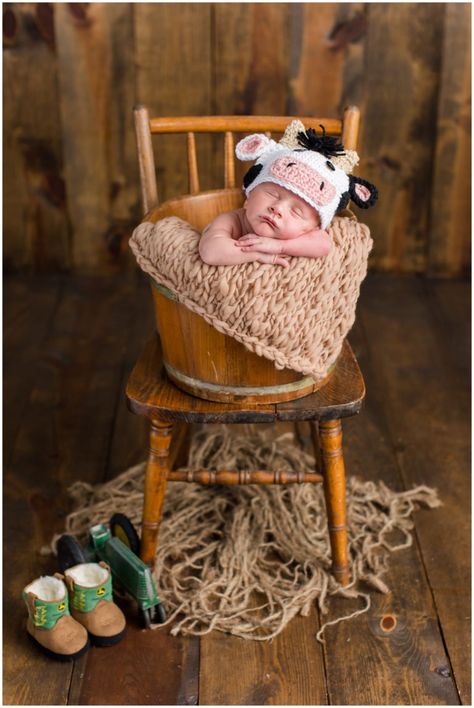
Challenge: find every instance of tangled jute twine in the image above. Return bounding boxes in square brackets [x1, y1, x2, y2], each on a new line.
[44, 426, 441, 643]
[129, 215, 372, 381]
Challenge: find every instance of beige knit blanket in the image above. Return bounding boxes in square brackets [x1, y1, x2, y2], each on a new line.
[129, 215, 373, 381]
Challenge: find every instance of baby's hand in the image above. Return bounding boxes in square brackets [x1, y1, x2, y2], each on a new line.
[255, 252, 290, 268]
[236, 235, 283, 255]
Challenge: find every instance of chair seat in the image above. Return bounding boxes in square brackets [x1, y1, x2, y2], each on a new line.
[126, 334, 365, 423]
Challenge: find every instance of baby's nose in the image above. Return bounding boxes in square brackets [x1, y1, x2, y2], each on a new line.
[270, 204, 281, 217]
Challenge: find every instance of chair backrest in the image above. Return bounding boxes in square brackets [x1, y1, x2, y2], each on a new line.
[133, 108, 360, 217]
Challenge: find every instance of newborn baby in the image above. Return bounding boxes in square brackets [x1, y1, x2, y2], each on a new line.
[199, 121, 378, 269]
[199, 182, 331, 268]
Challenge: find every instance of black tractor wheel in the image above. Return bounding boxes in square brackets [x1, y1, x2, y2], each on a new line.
[153, 603, 167, 624]
[57, 534, 86, 573]
[109, 513, 140, 556]
[140, 608, 152, 629]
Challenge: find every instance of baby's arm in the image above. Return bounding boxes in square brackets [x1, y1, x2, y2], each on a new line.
[280, 230, 332, 258]
[199, 213, 289, 267]
[238, 229, 331, 259]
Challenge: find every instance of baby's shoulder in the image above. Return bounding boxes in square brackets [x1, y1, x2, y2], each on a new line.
[203, 209, 244, 237]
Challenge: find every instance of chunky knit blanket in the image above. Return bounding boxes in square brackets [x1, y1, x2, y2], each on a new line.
[129, 215, 372, 381]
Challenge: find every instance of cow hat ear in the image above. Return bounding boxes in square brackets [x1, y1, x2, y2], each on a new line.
[349, 176, 378, 209]
[235, 133, 278, 161]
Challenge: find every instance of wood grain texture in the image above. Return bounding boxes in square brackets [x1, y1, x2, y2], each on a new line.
[276, 339, 365, 420]
[134, 3, 213, 201]
[3, 276, 140, 704]
[102, 4, 141, 259]
[336, 4, 368, 113]
[294, 301, 461, 704]
[62, 275, 199, 706]
[140, 420, 172, 566]
[145, 187, 244, 231]
[289, 3, 359, 116]
[428, 3, 471, 276]
[357, 274, 470, 704]
[126, 336, 364, 423]
[199, 606, 328, 705]
[4, 3, 70, 271]
[422, 279, 469, 378]
[167, 467, 322, 485]
[54, 4, 122, 269]
[317, 420, 350, 585]
[74, 600, 199, 705]
[3, 279, 74, 705]
[134, 105, 159, 214]
[213, 3, 291, 187]
[105, 273, 155, 480]
[4, 272, 469, 704]
[198, 419, 328, 707]
[3, 4, 470, 274]
[151, 285, 321, 404]
[214, 3, 291, 116]
[359, 3, 445, 273]
[126, 335, 276, 423]
[3, 277, 62, 467]
[53, 4, 137, 270]
[187, 132, 200, 194]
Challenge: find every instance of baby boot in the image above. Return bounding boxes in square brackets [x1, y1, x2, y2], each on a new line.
[22, 573, 90, 661]
[64, 561, 126, 647]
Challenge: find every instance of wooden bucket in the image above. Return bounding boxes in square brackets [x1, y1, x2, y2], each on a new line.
[145, 189, 330, 404]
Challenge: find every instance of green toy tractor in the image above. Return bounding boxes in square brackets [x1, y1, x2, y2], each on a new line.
[57, 514, 166, 628]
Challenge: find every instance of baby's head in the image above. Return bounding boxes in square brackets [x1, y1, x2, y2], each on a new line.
[244, 182, 321, 240]
[236, 120, 378, 230]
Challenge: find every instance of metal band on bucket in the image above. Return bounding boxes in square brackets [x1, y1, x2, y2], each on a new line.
[164, 361, 317, 398]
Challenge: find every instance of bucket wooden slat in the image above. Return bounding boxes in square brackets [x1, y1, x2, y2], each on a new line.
[144, 189, 333, 404]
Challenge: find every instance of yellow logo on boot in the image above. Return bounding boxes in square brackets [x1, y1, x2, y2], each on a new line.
[73, 591, 86, 610]
[34, 606, 47, 626]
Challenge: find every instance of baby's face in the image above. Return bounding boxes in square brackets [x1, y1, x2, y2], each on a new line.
[244, 183, 320, 239]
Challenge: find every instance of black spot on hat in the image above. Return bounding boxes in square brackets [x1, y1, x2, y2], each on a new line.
[243, 163, 263, 189]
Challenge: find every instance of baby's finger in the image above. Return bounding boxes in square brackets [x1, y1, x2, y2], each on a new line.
[239, 245, 257, 252]
[236, 238, 259, 246]
[275, 257, 290, 268]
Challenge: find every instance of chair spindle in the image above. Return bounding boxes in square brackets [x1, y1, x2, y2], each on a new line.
[133, 105, 158, 214]
[224, 131, 235, 188]
[187, 132, 200, 194]
[341, 106, 360, 152]
[167, 468, 323, 485]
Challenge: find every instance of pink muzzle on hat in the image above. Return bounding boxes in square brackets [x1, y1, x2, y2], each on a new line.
[269, 157, 337, 207]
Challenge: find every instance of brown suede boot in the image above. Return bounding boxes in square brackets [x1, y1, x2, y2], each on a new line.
[22, 574, 90, 661]
[64, 562, 126, 647]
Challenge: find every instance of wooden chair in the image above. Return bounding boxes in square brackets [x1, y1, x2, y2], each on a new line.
[127, 108, 366, 586]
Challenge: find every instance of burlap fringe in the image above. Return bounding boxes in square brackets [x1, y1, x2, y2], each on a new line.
[43, 426, 441, 643]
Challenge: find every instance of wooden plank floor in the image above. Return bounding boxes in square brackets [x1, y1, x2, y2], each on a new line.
[4, 271, 470, 705]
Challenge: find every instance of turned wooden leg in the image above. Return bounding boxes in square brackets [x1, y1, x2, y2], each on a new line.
[311, 419, 350, 586]
[140, 419, 173, 568]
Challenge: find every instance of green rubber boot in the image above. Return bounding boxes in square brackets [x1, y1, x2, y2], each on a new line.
[64, 562, 126, 647]
[22, 574, 90, 661]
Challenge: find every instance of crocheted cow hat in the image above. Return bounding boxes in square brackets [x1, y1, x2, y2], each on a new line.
[235, 120, 378, 229]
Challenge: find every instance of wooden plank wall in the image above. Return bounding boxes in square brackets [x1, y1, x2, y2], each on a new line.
[3, 2, 470, 275]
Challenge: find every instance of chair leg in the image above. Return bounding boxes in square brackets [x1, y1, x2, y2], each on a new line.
[311, 419, 350, 586]
[140, 419, 173, 568]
